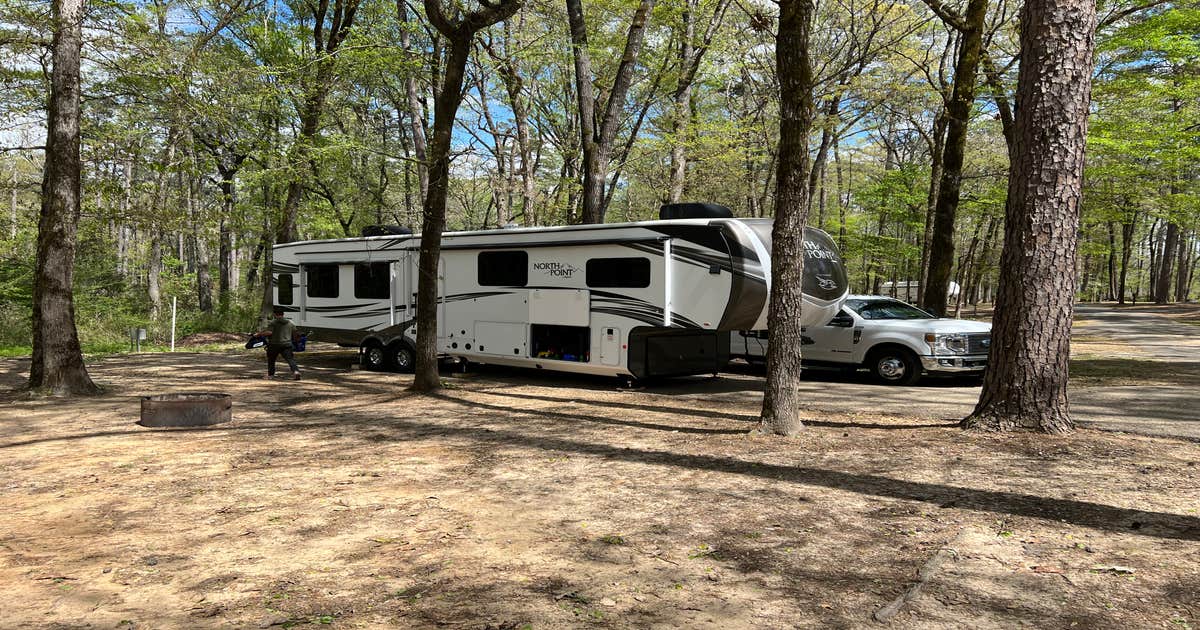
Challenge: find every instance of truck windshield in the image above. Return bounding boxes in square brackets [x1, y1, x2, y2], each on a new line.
[845, 299, 934, 320]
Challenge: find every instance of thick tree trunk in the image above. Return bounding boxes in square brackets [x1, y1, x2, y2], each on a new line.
[922, 0, 988, 317]
[759, 0, 815, 436]
[412, 0, 522, 392]
[29, 0, 99, 395]
[963, 0, 1095, 433]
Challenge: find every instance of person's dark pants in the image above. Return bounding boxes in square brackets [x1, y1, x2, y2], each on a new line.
[267, 345, 298, 376]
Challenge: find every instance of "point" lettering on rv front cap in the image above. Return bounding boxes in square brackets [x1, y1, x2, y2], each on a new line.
[803, 240, 840, 261]
[533, 261, 579, 278]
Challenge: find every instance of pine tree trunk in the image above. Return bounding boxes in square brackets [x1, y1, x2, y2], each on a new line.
[759, 0, 815, 436]
[963, 0, 1095, 433]
[29, 0, 99, 396]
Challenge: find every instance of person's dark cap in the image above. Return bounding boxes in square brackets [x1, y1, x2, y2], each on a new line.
[272, 306, 285, 315]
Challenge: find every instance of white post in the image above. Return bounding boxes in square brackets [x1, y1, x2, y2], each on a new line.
[170, 296, 177, 352]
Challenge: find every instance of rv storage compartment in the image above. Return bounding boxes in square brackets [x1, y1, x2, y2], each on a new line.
[531, 324, 590, 362]
[627, 328, 730, 378]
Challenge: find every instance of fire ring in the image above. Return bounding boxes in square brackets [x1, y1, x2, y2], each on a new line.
[139, 393, 233, 427]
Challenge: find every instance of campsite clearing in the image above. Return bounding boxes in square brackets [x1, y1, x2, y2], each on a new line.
[1, 349, 1198, 629]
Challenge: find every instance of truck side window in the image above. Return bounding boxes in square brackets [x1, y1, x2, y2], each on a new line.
[478, 251, 528, 286]
[354, 262, 390, 299]
[306, 264, 339, 298]
[277, 273, 293, 305]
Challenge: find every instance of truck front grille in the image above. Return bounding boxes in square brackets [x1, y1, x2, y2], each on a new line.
[966, 333, 991, 355]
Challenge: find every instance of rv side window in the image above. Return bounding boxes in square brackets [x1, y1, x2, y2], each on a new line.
[477, 251, 528, 286]
[277, 274, 293, 305]
[306, 264, 339, 298]
[354, 262, 390, 299]
[586, 257, 650, 288]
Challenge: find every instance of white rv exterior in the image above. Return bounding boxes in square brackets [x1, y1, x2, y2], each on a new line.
[271, 217, 847, 379]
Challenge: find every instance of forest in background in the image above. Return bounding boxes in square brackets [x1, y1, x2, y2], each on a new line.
[1, 0, 1197, 353]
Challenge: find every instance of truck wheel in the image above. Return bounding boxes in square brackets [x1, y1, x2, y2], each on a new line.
[388, 342, 416, 373]
[361, 343, 387, 371]
[868, 348, 921, 385]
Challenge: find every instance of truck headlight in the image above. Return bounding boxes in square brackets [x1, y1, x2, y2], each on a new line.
[924, 333, 968, 355]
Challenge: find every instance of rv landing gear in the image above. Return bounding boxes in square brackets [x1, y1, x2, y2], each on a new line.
[617, 376, 640, 390]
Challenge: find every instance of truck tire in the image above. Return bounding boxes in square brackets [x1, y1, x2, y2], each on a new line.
[388, 342, 416, 373]
[361, 342, 388, 371]
[867, 347, 921, 385]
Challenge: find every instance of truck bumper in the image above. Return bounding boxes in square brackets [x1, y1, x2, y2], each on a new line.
[921, 355, 988, 374]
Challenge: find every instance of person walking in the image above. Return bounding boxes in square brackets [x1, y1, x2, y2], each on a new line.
[258, 307, 301, 380]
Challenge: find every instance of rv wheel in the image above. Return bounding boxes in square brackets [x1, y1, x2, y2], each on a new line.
[361, 343, 387, 371]
[389, 343, 416, 373]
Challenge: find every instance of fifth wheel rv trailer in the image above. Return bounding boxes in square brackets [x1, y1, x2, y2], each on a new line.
[271, 208, 848, 380]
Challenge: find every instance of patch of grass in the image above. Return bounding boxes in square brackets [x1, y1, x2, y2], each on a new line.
[599, 534, 626, 546]
[1070, 358, 1200, 387]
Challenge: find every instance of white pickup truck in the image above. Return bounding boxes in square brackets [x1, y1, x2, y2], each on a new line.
[731, 295, 991, 385]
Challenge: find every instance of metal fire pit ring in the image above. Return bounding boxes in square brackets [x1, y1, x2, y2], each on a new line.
[139, 392, 232, 427]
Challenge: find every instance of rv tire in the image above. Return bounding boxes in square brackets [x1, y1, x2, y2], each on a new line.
[361, 342, 387, 371]
[388, 342, 416, 373]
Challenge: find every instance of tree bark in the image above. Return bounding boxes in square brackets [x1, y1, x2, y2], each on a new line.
[1106, 220, 1117, 300]
[29, 0, 99, 395]
[1175, 230, 1191, 303]
[412, 0, 523, 393]
[917, 109, 948, 304]
[921, 0, 988, 317]
[759, 0, 815, 436]
[1117, 208, 1136, 304]
[963, 0, 1095, 433]
[1155, 218, 1178, 304]
[566, 0, 655, 224]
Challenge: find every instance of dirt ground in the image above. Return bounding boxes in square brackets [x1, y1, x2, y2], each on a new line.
[1, 349, 1198, 629]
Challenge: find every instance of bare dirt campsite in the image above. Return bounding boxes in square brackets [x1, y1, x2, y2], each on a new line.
[2, 318, 1199, 629]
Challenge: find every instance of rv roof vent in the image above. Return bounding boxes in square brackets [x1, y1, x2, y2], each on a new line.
[361, 225, 413, 237]
[659, 202, 734, 220]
